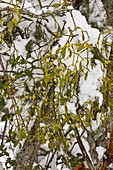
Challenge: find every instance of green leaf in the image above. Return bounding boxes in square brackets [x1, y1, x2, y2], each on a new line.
[9, 160, 17, 166]
[4, 32, 12, 47]
[60, 77, 64, 88]
[8, 56, 20, 68]
[10, 104, 16, 110]
[82, 31, 85, 41]
[33, 165, 40, 170]
[65, 105, 68, 113]
[86, 43, 93, 50]
[1, 113, 14, 121]
[92, 46, 105, 64]
[71, 161, 76, 168]
[12, 17, 18, 27]
[109, 99, 113, 111]
[56, 48, 60, 55]
[16, 108, 22, 115]
[56, 123, 62, 129]
[61, 44, 67, 58]
[0, 97, 6, 110]
[65, 73, 68, 84]
[18, 130, 27, 140]
[44, 73, 49, 85]
[73, 42, 81, 47]
[77, 44, 84, 52]
[8, 21, 13, 32]
[72, 72, 79, 84]
[24, 69, 32, 78]
[0, 79, 3, 88]
[52, 3, 62, 8]
[16, 9, 22, 22]
[25, 40, 33, 52]
[84, 71, 88, 80]
[1, 114, 9, 121]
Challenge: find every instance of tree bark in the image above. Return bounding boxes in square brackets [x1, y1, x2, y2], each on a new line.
[99, 123, 113, 170]
[13, 119, 40, 170]
[101, 0, 113, 26]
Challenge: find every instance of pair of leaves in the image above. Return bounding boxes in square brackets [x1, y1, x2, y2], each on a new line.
[8, 17, 18, 32]
[8, 6, 22, 32]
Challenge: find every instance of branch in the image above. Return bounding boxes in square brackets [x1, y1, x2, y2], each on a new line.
[74, 127, 95, 170]
[1, 121, 7, 146]
[99, 123, 113, 170]
[45, 149, 57, 170]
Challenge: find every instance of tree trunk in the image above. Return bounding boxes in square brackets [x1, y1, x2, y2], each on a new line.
[13, 120, 40, 170]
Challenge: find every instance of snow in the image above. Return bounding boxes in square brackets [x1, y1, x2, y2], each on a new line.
[79, 63, 103, 106]
[96, 146, 106, 160]
[89, 0, 106, 27]
[91, 113, 101, 131]
[14, 39, 31, 58]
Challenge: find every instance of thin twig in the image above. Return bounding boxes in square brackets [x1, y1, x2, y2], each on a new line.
[1, 121, 7, 146]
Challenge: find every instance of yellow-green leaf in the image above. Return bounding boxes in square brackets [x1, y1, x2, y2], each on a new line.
[72, 72, 79, 84]
[60, 78, 64, 88]
[77, 44, 84, 52]
[13, 6, 22, 22]
[1, 19, 7, 23]
[8, 21, 13, 32]
[56, 123, 62, 129]
[82, 31, 85, 41]
[65, 74, 68, 84]
[84, 71, 88, 80]
[61, 44, 67, 58]
[86, 43, 93, 50]
[44, 73, 49, 85]
[12, 17, 18, 27]
[73, 42, 81, 46]
[17, 10, 22, 22]
[52, 3, 62, 8]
